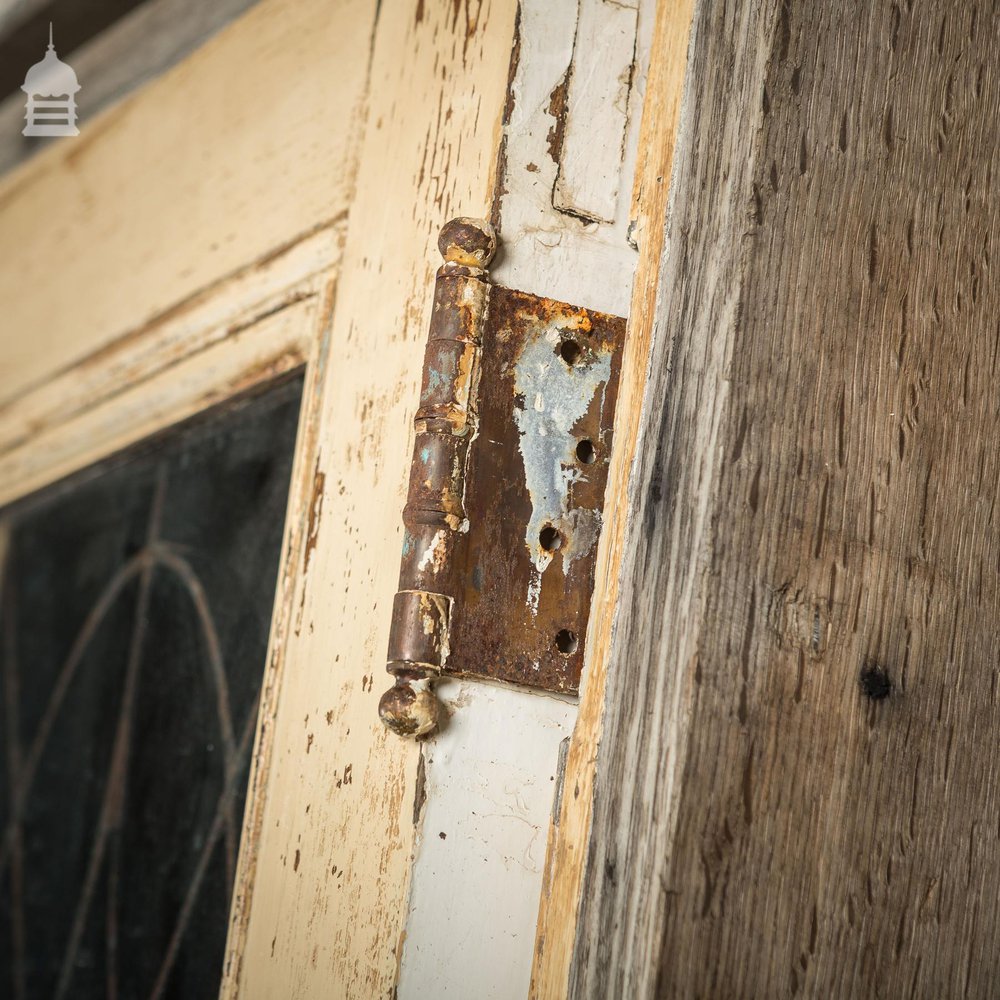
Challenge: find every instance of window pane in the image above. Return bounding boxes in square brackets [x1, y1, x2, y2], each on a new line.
[0, 374, 303, 999]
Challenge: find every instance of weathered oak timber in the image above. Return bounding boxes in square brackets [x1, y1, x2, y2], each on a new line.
[574, 1, 1000, 997]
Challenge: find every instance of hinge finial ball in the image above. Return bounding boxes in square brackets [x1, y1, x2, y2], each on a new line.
[438, 217, 497, 269]
[378, 677, 441, 738]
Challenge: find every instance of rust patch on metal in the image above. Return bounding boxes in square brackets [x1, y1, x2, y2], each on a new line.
[447, 285, 624, 693]
[437, 217, 497, 269]
[378, 218, 496, 738]
[378, 218, 625, 736]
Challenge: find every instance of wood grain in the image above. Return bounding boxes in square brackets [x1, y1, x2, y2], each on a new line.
[573, 1, 1000, 997]
[0, 0, 370, 409]
[528, 1, 693, 996]
[225, 2, 519, 997]
[0, 224, 340, 503]
[0, 0, 261, 176]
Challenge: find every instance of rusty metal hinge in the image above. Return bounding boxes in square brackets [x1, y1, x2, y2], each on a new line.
[378, 219, 626, 737]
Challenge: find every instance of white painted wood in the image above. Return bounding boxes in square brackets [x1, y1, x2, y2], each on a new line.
[553, 0, 639, 224]
[491, 0, 655, 317]
[397, 681, 575, 1000]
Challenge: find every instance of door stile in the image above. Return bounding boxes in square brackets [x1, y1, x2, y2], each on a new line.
[225, 3, 521, 997]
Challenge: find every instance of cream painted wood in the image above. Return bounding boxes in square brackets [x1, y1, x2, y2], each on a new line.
[0, 299, 314, 506]
[0, 224, 341, 505]
[0, 0, 261, 175]
[1, 0, 370, 994]
[0, 250, 337, 995]
[0, 0, 529, 993]
[0, 0, 685, 995]
[226, 4, 521, 997]
[0, 0, 371, 409]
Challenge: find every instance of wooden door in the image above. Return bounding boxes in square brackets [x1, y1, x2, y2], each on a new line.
[8, 1, 990, 998]
[0, 1, 692, 997]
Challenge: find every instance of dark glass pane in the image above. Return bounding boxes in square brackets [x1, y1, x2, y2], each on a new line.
[0, 374, 304, 999]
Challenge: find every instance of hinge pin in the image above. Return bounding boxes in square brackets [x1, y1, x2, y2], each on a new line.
[378, 219, 496, 738]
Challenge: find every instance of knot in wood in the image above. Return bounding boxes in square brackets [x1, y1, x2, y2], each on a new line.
[859, 660, 893, 701]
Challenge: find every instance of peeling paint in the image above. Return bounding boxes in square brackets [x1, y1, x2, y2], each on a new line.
[513, 324, 611, 571]
[490, 0, 653, 318]
[416, 528, 448, 573]
[303, 462, 325, 574]
[552, 0, 639, 224]
[383, 225, 626, 719]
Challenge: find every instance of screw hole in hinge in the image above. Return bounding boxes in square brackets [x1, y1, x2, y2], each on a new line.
[559, 338, 582, 365]
[576, 439, 596, 464]
[555, 629, 578, 655]
[539, 525, 563, 552]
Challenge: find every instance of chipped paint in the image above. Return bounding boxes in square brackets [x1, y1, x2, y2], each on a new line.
[416, 528, 449, 573]
[382, 221, 626, 734]
[490, 0, 654, 317]
[512, 323, 611, 572]
[435, 284, 625, 696]
[302, 462, 325, 574]
[553, 0, 639, 224]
